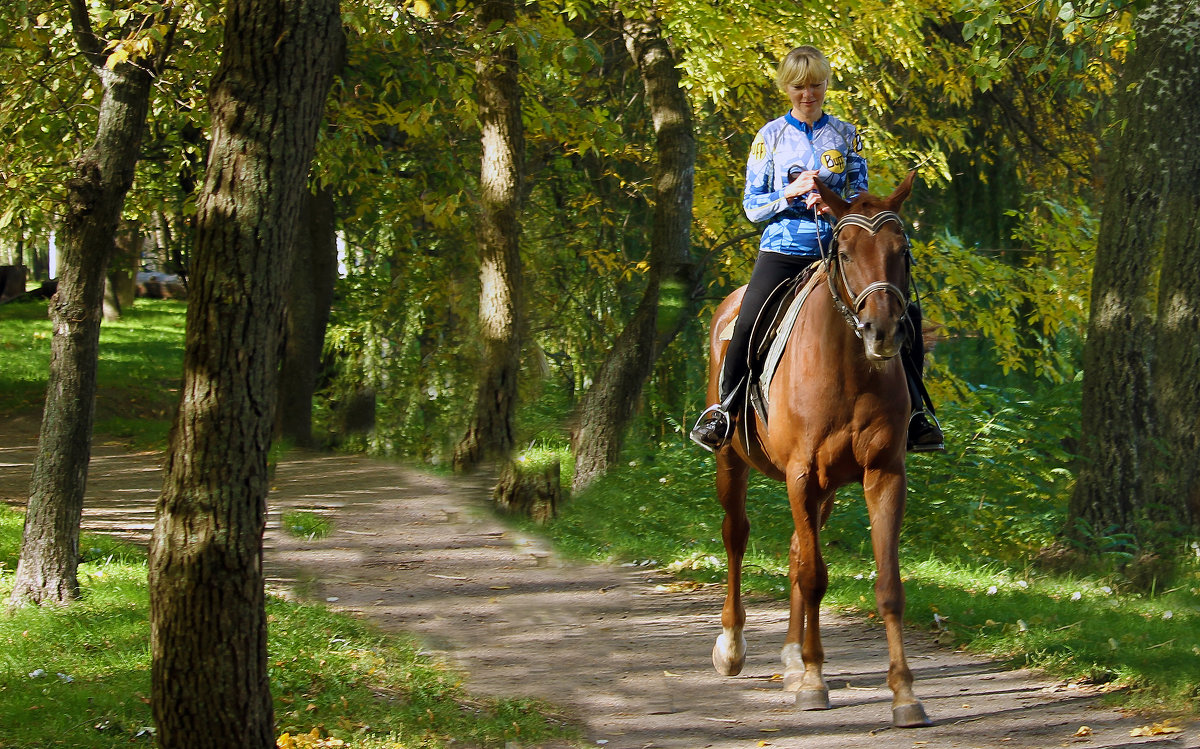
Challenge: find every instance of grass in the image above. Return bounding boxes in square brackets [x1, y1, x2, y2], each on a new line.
[0, 507, 577, 749]
[282, 510, 334, 541]
[546, 391, 1200, 718]
[0, 298, 185, 449]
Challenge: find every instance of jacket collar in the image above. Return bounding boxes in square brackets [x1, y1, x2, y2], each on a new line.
[785, 111, 828, 133]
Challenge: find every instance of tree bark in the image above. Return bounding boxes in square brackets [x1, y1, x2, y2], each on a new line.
[453, 0, 526, 472]
[8, 2, 159, 607]
[1146, 0, 1200, 533]
[147, 0, 342, 745]
[571, 5, 696, 492]
[277, 187, 338, 447]
[1069, 0, 1195, 543]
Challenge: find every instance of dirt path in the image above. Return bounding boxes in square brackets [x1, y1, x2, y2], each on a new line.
[1, 429, 1194, 749]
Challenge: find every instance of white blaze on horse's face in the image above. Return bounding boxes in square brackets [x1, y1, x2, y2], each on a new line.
[837, 220, 910, 362]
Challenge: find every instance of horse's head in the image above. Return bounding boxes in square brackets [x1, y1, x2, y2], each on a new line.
[815, 171, 915, 362]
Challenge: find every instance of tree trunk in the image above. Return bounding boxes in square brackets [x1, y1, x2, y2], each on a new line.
[1069, 1, 1193, 544]
[571, 5, 696, 492]
[453, 0, 526, 472]
[277, 187, 338, 447]
[493, 458, 561, 525]
[8, 3, 157, 607]
[147, 0, 342, 745]
[103, 219, 140, 320]
[1146, 0, 1200, 534]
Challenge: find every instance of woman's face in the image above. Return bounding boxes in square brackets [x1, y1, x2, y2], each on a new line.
[786, 79, 828, 122]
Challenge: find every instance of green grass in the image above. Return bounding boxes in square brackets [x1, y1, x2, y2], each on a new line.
[0, 507, 577, 749]
[0, 298, 185, 449]
[547, 388, 1200, 717]
[282, 510, 334, 541]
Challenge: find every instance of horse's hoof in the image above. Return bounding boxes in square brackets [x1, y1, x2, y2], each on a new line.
[794, 688, 831, 711]
[892, 702, 931, 727]
[781, 671, 803, 692]
[712, 632, 746, 676]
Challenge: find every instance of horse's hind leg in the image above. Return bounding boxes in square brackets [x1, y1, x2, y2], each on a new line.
[782, 474, 832, 709]
[712, 449, 750, 676]
[865, 467, 930, 727]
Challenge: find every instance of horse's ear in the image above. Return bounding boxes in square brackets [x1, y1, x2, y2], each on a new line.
[885, 171, 917, 210]
[815, 177, 850, 220]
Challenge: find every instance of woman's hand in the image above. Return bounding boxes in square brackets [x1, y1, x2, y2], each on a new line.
[784, 169, 831, 215]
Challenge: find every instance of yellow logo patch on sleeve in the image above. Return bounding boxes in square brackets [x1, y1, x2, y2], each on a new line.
[821, 149, 847, 174]
[750, 133, 767, 162]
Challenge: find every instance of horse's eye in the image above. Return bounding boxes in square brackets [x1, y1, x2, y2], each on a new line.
[838, 251, 851, 263]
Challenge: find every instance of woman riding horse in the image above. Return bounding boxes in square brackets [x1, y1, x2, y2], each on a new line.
[689, 45, 943, 453]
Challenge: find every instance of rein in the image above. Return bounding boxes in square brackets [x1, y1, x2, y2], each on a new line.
[818, 210, 911, 340]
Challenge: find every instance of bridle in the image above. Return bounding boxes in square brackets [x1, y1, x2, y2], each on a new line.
[817, 210, 912, 341]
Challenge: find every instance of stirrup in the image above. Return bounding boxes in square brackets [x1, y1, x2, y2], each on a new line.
[690, 404, 733, 452]
[907, 410, 945, 453]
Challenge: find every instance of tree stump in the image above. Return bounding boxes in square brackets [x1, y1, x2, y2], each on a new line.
[493, 458, 562, 525]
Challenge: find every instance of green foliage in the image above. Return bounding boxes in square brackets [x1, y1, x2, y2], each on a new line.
[903, 383, 1079, 563]
[0, 505, 576, 748]
[918, 197, 1096, 393]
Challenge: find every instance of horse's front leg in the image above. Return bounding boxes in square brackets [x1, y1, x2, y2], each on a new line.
[864, 466, 931, 727]
[712, 448, 750, 676]
[781, 471, 832, 709]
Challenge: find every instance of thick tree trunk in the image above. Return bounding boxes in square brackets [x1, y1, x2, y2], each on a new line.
[453, 0, 525, 472]
[147, 0, 342, 745]
[493, 458, 561, 524]
[1069, 1, 1193, 543]
[571, 6, 696, 492]
[277, 187, 338, 447]
[1146, 0, 1200, 533]
[8, 5, 156, 607]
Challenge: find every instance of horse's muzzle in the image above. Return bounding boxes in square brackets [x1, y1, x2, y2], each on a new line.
[858, 319, 903, 360]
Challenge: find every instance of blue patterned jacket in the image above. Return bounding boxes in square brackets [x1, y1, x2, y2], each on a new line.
[743, 112, 868, 258]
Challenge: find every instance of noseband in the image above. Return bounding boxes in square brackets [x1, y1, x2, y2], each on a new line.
[821, 211, 911, 341]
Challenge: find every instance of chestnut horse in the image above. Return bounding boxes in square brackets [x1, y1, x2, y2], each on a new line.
[706, 172, 930, 728]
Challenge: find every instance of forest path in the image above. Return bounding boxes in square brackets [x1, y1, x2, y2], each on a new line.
[0, 424, 1192, 749]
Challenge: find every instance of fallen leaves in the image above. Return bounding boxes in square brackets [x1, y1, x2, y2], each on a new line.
[1129, 719, 1183, 737]
[276, 727, 346, 748]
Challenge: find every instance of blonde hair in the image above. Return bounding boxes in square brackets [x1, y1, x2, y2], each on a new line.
[776, 46, 832, 91]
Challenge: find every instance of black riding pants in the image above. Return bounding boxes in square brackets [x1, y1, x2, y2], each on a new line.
[718, 251, 817, 406]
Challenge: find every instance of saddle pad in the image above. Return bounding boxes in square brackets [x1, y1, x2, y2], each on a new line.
[718, 318, 737, 341]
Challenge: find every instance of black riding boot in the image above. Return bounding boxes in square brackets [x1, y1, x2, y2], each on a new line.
[902, 303, 945, 453]
[905, 371, 945, 452]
